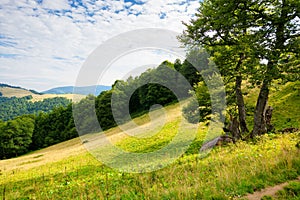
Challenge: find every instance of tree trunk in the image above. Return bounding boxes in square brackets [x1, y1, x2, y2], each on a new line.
[265, 106, 274, 132]
[236, 75, 249, 133]
[235, 54, 249, 134]
[228, 114, 241, 140]
[252, 79, 270, 137]
[252, 0, 287, 138]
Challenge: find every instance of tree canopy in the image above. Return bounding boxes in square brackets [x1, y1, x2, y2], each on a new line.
[0, 96, 71, 121]
[180, 0, 300, 137]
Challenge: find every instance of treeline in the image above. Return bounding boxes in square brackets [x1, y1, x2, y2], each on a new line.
[0, 105, 76, 159]
[0, 60, 199, 159]
[0, 115, 35, 158]
[0, 96, 71, 121]
[75, 60, 199, 134]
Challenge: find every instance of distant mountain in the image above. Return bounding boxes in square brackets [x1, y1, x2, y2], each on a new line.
[42, 85, 111, 96]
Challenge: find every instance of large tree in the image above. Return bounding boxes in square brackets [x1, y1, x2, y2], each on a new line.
[248, 0, 299, 136]
[180, 0, 299, 137]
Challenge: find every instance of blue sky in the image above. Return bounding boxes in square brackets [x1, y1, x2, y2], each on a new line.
[0, 0, 199, 91]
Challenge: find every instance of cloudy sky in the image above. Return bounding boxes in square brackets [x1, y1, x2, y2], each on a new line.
[0, 0, 199, 91]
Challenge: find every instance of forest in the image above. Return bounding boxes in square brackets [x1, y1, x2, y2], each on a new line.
[0, 95, 71, 121]
[0, 59, 199, 159]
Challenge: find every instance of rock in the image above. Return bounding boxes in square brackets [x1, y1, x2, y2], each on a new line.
[200, 135, 235, 152]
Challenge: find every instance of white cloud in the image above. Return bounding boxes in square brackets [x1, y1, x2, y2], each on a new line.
[0, 0, 199, 91]
[98, 49, 183, 85]
[41, 0, 70, 10]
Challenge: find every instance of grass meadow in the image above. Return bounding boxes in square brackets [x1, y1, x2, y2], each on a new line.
[0, 81, 299, 199]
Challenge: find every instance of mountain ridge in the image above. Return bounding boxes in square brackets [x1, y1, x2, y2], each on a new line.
[42, 85, 111, 95]
[0, 83, 111, 96]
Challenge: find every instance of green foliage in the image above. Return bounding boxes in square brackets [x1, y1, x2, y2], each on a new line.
[182, 98, 201, 123]
[73, 95, 100, 135]
[94, 60, 193, 131]
[180, 0, 300, 136]
[183, 75, 226, 124]
[182, 81, 211, 123]
[95, 90, 117, 131]
[0, 96, 71, 121]
[178, 59, 201, 87]
[31, 104, 76, 150]
[0, 94, 299, 198]
[0, 115, 35, 159]
[0, 60, 199, 159]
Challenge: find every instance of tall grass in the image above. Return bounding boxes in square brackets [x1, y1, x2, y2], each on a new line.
[0, 81, 299, 199]
[1, 132, 299, 199]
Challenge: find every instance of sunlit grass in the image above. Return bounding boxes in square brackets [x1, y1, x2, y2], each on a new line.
[1, 130, 299, 199]
[0, 82, 299, 199]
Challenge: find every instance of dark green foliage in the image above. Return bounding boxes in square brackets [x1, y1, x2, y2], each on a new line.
[95, 90, 117, 131]
[0, 96, 71, 121]
[0, 83, 23, 89]
[0, 60, 198, 158]
[0, 115, 35, 159]
[0, 100, 77, 157]
[183, 75, 226, 124]
[178, 59, 201, 87]
[31, 104, 76, 150]
[29, 89, 42, 95]
[94, 60, 192, 131]
[73, 95, 101, 135]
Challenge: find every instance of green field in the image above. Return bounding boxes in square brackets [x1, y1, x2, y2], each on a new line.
[0, 82, 299, 199]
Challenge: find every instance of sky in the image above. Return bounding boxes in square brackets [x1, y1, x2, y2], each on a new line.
[0, 0, 199, 91]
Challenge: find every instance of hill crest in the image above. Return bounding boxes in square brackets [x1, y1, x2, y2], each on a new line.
[0, 83, 85, 101]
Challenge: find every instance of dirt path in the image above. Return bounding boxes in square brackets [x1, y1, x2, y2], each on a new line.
[244, 176, 300, 200]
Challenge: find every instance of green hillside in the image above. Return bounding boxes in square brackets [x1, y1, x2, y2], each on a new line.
[0, 81, 299, 199]
[244, 81, 300, 131]
[269, 81, 300, 129]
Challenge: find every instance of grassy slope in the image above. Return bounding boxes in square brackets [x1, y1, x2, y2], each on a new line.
[244, 81, 300, 130]
[0, 82, 299, 199]
[0, 87, 85, 102]
[269, 81, 300, 129]
[0, 87, 34, 98]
